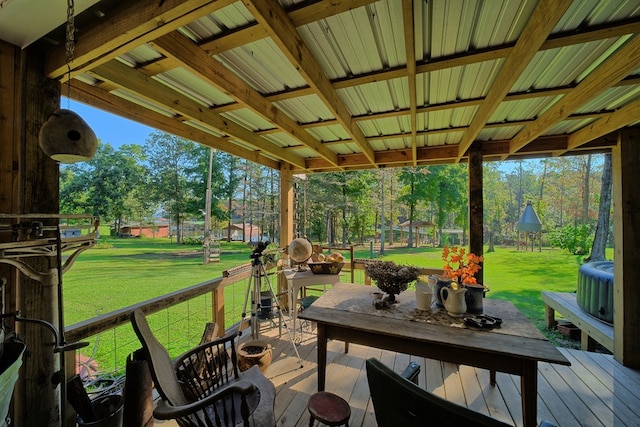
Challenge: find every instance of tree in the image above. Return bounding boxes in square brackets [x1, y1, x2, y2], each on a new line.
[422, 165, 466, 246]
[586, 153, 612, 261]
[144, 131, 201, 244]
[397, 167, 431, 247]
[220, 154, 242, 242]
[60, 142, 146, 232]
[483, 164, 506, 252]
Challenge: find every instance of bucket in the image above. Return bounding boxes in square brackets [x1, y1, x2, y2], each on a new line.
[258, 291, 273, 319]
[77, 394, 123, 427]
[0, 343, 26, 427]
[415, 281, 434, 310]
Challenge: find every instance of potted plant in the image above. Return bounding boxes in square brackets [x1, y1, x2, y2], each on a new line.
[365, 261, 420, 304]
[441, 246, 487, 314]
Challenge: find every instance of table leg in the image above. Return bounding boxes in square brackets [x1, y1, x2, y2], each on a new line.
[287, 281, 295, 340]
[317, 324, 327, 391]
[521, 361, 538, 427]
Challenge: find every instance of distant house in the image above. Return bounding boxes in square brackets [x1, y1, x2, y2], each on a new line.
[113, 219, 170, 238]
[222, 223, 266, 242]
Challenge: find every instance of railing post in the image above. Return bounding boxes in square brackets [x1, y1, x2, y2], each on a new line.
[212, 285, 225, 335]
[64, 349, 77, 427]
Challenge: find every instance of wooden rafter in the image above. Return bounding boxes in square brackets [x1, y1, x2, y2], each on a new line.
[402, 0, 418, 165]
[565, 98, 640, 152]
[509, 34, 640, 155]
[244, 0, 378, 166]
[45, 0, 236, 80]
[456, 0, 573, 161]
[150, 31, 341, 168]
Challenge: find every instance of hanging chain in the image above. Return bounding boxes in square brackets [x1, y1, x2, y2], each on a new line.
[65, 0, 75, 107]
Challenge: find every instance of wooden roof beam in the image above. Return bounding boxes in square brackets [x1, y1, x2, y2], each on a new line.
[89, 60, 307, 169]
[456, 0, 573, 161]
[563, 98, 640, 153]
[150, 31, 341, 168]
[45, 0, 236, 80]
[402, 0, 418, 165]
[509, 35, 640, 155]
[244, 0, 378, 166]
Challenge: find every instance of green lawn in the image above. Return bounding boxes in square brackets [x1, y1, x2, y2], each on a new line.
[62, 236, 609, 374]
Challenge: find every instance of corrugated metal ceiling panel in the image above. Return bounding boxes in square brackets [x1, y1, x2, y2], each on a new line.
[425, 130, 466, 146]
[576, 85, 640, 112]
[119, 45, 164, 66]
[111, 88, 176, 118]
[491, 96, 562, 123]
[338, 84, 398, 117]
[305, 125, 350, 144]
[215, 39, 308, 94]
[273, 96, 335, 124]
[221, 109, 275, 132]
[478, 125, 523, 142]
[156, 68, 234, 107]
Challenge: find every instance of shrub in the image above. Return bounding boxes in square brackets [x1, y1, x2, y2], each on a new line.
[549, 224, 592, 255]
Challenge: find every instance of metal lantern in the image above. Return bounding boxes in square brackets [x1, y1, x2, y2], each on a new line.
[38, 109, 98, 164]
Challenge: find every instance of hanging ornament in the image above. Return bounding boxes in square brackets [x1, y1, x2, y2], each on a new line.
[38, 109, 98, 163]
[38, 0, 97, 164]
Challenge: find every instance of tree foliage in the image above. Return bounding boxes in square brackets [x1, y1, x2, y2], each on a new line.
[60, 131, 610, 255]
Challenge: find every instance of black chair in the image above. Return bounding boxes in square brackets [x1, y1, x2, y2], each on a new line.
[130, 308, 276, 427]
[366, 357, 513, 427]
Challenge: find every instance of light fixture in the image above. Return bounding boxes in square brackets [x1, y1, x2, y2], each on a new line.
[38, 0, 97, 164]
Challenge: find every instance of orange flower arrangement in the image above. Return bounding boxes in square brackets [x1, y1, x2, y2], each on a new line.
[442, 246, 484, 285]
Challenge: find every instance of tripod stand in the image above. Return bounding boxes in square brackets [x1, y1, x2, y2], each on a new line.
[239, 247, 302, 367]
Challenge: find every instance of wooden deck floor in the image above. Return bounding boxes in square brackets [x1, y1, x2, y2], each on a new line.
[254, 322, 640, 427]
[155, 320, 640, 427]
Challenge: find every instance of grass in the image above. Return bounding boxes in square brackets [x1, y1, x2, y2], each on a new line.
[62, 236, 610, 374]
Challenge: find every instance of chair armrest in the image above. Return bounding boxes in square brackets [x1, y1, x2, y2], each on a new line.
[153, 380, 256, 420]
[401, 361, 421, 384]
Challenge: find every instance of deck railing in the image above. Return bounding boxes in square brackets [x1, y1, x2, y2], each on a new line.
[62, 255, 443, 425]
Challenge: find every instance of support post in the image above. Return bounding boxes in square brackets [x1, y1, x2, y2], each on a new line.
[0, 39, 63, 426]
[279, 164, 294, 307]
[468, 145, 484, 284]
[612, 129, 640, 368]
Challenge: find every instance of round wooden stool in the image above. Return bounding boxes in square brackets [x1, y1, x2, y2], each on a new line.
[307, 391, 351, 427]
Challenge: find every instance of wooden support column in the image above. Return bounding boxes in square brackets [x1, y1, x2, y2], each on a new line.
[612, 129, 640, 368]
[278, 164, 294, 305]
[1, 39, 63, 426]
[468, 144, 484, 283]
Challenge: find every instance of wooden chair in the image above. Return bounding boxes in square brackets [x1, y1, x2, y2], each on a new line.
[130, 308, 276, 427]
[366, 358, 512, 427]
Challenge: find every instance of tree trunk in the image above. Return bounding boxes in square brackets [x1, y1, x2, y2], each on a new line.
[586, 153, 612, 262]
[582, 154, 592, 222]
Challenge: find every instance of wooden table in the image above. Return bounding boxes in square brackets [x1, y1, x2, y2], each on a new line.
[298, 283, 570, 427]
[280, 268, 342, 339]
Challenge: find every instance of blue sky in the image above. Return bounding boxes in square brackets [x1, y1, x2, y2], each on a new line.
[68, 99, 157, 149]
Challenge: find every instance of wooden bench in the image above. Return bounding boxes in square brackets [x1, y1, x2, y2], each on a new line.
[541, 291, 614, 353]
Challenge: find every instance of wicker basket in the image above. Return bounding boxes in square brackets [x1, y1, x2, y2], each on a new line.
[308, 262, 344, 275]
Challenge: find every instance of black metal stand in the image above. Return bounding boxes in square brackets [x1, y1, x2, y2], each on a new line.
[239, 253, 303, 367]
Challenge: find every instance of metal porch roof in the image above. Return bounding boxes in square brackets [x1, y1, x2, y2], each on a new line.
[2, 0, 640, 172]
